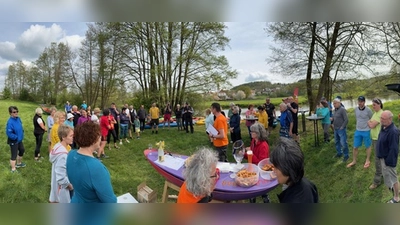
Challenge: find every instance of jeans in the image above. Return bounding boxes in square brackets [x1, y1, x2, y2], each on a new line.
[334, 128, 349, 158]
[120, 124, 128, 139]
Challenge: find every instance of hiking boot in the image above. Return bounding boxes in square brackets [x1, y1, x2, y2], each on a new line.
[16, 163, 26, 168]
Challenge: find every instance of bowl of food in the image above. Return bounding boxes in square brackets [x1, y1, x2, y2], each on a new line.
[234, 163, 259, 187]
[258, 158, 276, 180]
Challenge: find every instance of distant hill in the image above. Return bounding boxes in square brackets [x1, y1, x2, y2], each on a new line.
[231, 73, 400, 99]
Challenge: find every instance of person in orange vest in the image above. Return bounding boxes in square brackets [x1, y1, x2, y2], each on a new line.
[177, 147, 219, 203]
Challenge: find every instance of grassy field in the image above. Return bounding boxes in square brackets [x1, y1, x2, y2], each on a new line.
[1, 99, 400, 203]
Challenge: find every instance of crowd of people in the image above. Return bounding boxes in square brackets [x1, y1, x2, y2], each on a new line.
[5, 94, 398, 203]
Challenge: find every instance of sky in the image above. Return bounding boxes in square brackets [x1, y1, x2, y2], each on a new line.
[0, 22, 287, 91]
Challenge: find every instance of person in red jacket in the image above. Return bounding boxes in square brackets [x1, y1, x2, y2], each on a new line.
[245, 122, 269, 165]
[245, 122, 270, 203]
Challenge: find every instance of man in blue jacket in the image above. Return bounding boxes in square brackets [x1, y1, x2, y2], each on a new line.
[6, 106, 26, 173]
[377, 110, 400, 203]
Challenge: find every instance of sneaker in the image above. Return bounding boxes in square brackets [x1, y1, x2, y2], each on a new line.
[96, 157, 103, 162]
[333, 154, 343, 158]
[137, 137, 140, 139]
[119, 141, 123, 145]
[101, 154, 110, 159]
[126, 139, 130, 143]
[152, 131, 154, 134]
[11, 169, 19, 173]
[114, 145, 120, 149]
[342, 156, 349, 163]
[93, 151, 98, 155]
[16, 163, 26, 168]
[34, 158, 42, 163]
[156, 131, 158, 134]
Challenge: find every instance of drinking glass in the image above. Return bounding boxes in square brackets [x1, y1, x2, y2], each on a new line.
[232, 140, 245, 168]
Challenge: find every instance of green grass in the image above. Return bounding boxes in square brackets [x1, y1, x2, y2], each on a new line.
[1, 99, 400, 203]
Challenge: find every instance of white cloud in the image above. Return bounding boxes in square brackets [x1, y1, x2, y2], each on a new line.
[60, 35, 84, 52]
[16, 23, 65, 59]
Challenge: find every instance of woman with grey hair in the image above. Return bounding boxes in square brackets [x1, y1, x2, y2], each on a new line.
[270, 137, 319, 203]
[245, 122, 270, 203]
[177, 147, 219, 203]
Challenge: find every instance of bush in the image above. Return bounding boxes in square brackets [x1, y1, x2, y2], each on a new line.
[2, 87, 11, 99]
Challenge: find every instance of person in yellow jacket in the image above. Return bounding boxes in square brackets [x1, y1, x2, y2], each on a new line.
[255, 106, 268, 130]
[50, 111, 71, 152]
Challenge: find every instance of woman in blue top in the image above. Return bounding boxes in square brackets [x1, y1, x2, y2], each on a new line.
[6, 106, 26, 172]
[66, 121, 117, 203]
[316, 100, 331, 143]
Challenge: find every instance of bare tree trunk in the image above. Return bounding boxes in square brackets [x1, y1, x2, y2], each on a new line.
[306, 22, 317, 113]
[315, 22, 341, 109]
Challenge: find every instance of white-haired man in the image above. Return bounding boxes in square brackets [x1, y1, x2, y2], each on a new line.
[331, 98, 349, 163]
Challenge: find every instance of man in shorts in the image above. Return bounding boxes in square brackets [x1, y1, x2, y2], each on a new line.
[347, 96, 373, 168]
[149, 103, 160, 134]
[376, 110, 400, 203]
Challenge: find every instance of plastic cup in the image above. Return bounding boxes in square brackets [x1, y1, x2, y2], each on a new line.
[247, 150, 253, 165]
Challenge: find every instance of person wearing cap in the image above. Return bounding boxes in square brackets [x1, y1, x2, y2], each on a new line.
[335, 96, 345, 108]
[368, 98, 384, 190]
[347, 96, 373, 168]
[64, 113, 74, 128]
[331, 98, 349, 162]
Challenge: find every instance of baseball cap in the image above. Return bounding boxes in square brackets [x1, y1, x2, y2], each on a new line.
[357, 96, 366, 102]
[335, 96, 342, 100]
[67, 113, 74, 120]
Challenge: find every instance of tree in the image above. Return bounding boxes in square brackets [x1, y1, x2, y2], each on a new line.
[235, 90, 246, 100]
[35, 42, 72, 104]
[266, 22, 376, 112]
[114, 22, 237, 109]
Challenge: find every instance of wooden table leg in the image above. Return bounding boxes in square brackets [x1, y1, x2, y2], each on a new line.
[161, 180, 181, 203]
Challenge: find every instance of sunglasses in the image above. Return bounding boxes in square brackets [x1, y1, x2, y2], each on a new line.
[12, 111, 18, 113]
